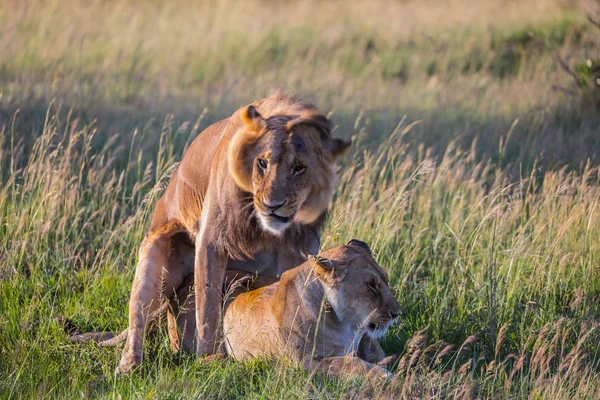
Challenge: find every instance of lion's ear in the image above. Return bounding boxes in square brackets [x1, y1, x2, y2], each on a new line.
[228, 107, 265, 193]
[287, 112, 332, 138]
[310, 255, 347, 283]
[326, 138, 352, 159]
[228, 104, 266, 193]
[228, 131, 254, 193]
[346, 239, 372, 255]
[240, 105, 266, 132]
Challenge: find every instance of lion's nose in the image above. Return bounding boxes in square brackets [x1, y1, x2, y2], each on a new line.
[264, 200, 285, 212]
[389, 309, 400, 319]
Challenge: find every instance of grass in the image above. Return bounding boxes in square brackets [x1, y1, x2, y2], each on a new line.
[1, 0, 600, 398]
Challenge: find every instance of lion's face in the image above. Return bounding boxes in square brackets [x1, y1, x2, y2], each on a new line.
[250, 131, 315, 234]
[228, 104, 350, 235]
[313, 240, 401, 339]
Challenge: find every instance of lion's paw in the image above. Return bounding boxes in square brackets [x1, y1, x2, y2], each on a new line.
[117, 352, 141, 374]
[366, 366, 393, 381]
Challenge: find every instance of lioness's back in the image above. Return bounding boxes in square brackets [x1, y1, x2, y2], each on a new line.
[223, 284, 281, 359]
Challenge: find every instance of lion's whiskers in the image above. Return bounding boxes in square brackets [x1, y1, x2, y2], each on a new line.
[246, 209, 256, 226]
[239, 201, 255, 213]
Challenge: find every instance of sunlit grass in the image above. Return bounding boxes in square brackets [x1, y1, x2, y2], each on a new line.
[2, 106, 599, 398]
[1, 0, 600, 398]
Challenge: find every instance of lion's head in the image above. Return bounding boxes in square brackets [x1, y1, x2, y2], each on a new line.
[227, 93, 350, 235]
[312, 239, 401, 339]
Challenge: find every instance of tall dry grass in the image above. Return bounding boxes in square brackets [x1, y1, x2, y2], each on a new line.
[1, 0, 599, 167]
[1, 0, 600, 398]
[1, 107, 600, 397]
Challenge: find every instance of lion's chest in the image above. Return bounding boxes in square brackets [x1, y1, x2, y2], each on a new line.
[225, 250, 280, 276]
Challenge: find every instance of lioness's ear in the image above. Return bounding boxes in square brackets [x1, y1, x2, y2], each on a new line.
[326, 138, 352, 159]
[310, 255, 347, 283]
[240, 105, 266, 132]
[346, 239, 372, 255]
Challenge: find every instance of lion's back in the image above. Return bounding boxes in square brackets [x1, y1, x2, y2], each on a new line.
[149, 117, 232, 233]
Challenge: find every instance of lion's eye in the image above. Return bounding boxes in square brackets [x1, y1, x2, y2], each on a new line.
[257, 158, 268, 170]
[293, 165, 306, 175]
[367, 282, 378, 293]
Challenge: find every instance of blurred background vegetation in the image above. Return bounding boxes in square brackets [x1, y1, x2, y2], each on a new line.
[2, 0, 599, 170]
[1, 0, 600, 398]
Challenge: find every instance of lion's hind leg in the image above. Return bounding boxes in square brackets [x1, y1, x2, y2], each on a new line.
[119, 222, 189, 374]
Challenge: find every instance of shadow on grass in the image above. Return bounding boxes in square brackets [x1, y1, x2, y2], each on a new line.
[3, 90, 600, 182]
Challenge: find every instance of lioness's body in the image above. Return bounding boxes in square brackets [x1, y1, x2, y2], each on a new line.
[120, 91, 351, 373]
[223, 240, 401, 379]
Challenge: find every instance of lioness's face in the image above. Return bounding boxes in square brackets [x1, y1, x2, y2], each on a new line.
[229, 105, 351, 235]
[314, 240, 401, 339]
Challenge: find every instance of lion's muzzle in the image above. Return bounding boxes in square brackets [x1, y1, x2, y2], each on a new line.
[269, 213, 295, 223]
[257, 210, 297, 235]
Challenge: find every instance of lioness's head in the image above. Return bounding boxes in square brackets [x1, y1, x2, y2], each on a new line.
[312, 239, 401, 339]
[228, 97, 350, 235]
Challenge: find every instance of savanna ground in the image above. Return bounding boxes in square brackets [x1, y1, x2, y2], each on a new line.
[1, 0, 600, 398]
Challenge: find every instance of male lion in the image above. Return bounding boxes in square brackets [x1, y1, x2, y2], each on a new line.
[118, 91, 351, 373]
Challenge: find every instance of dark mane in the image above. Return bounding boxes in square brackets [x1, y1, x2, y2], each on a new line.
[212, 186, 325, 260]
[257, 89, 317, 117]
[212, 90, 331, 260]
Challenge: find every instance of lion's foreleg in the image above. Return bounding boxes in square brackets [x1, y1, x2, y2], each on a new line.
[357, 335, 387, 364]
[305, 355, 392, 381]
[194, 213, 228, 357]
[277, 247, 310, 275]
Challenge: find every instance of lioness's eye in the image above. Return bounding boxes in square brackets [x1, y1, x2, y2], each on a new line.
[257, 158, 268, 170]
[293, 165, 306, 175]
[367, 282, 378, 293]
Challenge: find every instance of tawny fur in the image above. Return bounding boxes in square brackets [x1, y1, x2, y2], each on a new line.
[222, 240, 401, 380]
[67, 272, 276, 353]
[72, 241, 400, 381]
[116, 91, 350, 373]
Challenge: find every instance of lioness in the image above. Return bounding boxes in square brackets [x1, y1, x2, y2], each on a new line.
[119, 91, 351, 373]
[223, 239, 401, 379]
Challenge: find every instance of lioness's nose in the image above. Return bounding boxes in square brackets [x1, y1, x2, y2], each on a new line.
[388, 303, 401, 319]
[264, 200, 285, 211]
